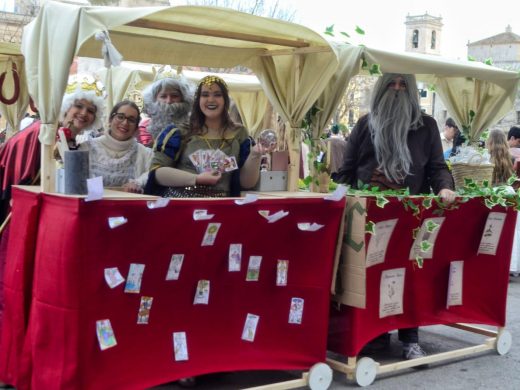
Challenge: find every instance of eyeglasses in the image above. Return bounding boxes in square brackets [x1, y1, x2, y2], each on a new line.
[113, 112, 138, 125]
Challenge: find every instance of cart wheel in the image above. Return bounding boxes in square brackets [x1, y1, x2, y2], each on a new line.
[496, 329, 512, 356]
[308, 362, 333, 390]
[355, 357, 377, 387]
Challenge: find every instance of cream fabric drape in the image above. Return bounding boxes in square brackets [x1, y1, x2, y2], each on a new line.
[435, 78, 518, 143]
[0, 44, 29, 137]
[230, 90, 269, 137]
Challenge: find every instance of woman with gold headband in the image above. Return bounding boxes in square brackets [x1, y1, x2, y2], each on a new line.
[145, 75, 268, 197]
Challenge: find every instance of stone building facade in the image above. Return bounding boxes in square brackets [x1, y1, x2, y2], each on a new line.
[467, 26, 520, 131]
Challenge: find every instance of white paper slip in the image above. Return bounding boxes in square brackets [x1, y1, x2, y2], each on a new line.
[108, 216, 128, 229]
[409, 217, 445, 260]
[228, 243, 243, 272]
[173, 332, 189, 361]
[96, 319, 117, 351]
[104, 267, 125, 288]
[288, 297, 304, 324]
[166, 254, 185, 281]
[234, 194, 258, 205]
[85, 176, 104, 202]
[297, 222, 324, 231]
[379, 268, 405, 318]
[147, 198, 170, 209]
[201, 223, 221, 246]
[276, 260, 289, 286]
[193, 280, 210, 305]
[124, 263, 145, 294]
[246, 256, 262, 281]
[447, 260, 464, 308]
[266, 210, 289, 223]
[478, 212, 507, 255]
[241, 313, 259, 342]
[193, 209, 215, 220]
[324, 185, 347, 201]
[137, 296, 153, 324]
[366, 219, 398, 267]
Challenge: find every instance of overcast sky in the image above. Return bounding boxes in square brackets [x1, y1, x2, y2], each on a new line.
[283, 0, 519, 59]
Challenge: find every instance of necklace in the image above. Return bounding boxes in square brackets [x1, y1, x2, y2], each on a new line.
[201, 126, 228, 150]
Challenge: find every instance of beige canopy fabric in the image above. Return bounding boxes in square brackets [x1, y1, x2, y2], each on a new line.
[362, 46, 520, 141]
[0, 42, 29, 137]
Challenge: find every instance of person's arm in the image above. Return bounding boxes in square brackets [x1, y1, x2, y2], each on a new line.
[239, 139, 264, 189]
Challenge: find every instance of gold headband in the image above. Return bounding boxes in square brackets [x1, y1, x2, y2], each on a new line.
[65, 75, 104, 97]
[198, 75, 227, 89]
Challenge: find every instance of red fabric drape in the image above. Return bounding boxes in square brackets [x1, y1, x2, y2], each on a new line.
[328, 196, 516, 356]
[1, 189, 344, 389]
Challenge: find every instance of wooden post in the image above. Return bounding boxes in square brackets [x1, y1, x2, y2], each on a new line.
[40, 143, 55, 192]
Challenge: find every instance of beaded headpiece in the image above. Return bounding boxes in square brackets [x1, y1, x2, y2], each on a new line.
[198, 75, 227, 89]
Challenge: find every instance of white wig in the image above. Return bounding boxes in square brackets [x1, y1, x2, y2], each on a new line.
[142, 76, 195, 115]
[59, 89, 106, 131]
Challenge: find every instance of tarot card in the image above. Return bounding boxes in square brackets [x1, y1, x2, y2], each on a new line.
[246, 256, 262, 281]
[193, 280, 210, 305]
[104, 267, 125, 288]
[137, 296, 153, 324]
[241, 313, 259, 342]
[276, 260, 289, 286]
[288, 297, 304, 324]
[166, 254, 185, 281]
[201, 222, 221, 246]
[223, 156, 238, 172]
[173, 332, 189, 361]
[188, 151, 201, 169]
[96, 319, 117, 350]
[228, 243, 242, 272]
[124, 263, 145, 294]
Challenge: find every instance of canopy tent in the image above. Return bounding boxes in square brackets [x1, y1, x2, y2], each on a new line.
[0, 42, 29, 138]
[22, 0, 338, 192]
[96, 64, 270, 138]
[21, 1, 520, 193]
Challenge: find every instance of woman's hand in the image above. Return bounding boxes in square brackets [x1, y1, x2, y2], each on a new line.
[122, 181, 143, 194]
[250, 142, 273, 159]
[438, 188, 456, 203]
[196, 171, 222, 186]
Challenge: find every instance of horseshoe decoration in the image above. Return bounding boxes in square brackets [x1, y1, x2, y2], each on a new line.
[29, 97, 38, 113]
[0, 62, 20, 105]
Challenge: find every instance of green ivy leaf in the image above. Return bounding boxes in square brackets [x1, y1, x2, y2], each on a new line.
[303, 175, 313, 186]
[415, 256, 424, 269]
[324, 25, 335, 36]
[376, 195, 389, 208]
[426, 220, 440, 233]
[355, 25, 365, 35]
[484, 198, 496, 209]
[422, 198, 433, 209]
[340, 31, 350, 38]
[365, 221, 376, 235]
[407, 199, 420, 216]
[467, 55, 476, 61]
[361, 58, 368, 69]
[420, 240, 433, 253]
[484, 57, 493, 65]
[369, 64, 382, 75]
[469, 110, 476, 119]
[507, 175, 518, 186]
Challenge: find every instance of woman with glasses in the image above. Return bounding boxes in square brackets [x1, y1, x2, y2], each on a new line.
[145, 75, 269, 198]
[79, 100, 152, 193]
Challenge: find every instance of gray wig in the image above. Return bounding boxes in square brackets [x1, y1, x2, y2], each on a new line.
[369, 73, 423, 183]
[142, 76, 194, 115]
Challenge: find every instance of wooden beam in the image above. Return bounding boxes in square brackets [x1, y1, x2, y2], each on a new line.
[260, 46, 332, 57]
[126, 20, 309, 48]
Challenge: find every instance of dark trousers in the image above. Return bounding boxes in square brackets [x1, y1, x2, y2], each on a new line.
[398, 327, 419, 343]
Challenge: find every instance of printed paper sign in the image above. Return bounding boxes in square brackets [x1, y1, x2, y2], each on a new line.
[108, 216, 127, 229]
[288, 297, 304, 324]
[366, 219, 398, 267]
[193, 209, 214, 220]
[85, 176, 104, 202]
[201, 223, 221, 246]
[96, 319, 117, 350]
[235, 194, 258, 205]
[409, 217, 445, 260]
[166, 254, 184, 281]
[447, 260, 464, 308]
[124, 263, 145, 294]
[104, 267, 125, 288]
[228, 244, 242, 272]
[137, 296, 153, 324]
[193, 280, 210, 305]
[379, 268, 405, 318]
[147, 198, 170, 209]
[246, 256, 262, 281]
[241, 313, 259, 342]
[478, 212, 507, 255]
[173, 332, 189, 361]
[276, 260, 289, 286]
[266, 210, 289, 223]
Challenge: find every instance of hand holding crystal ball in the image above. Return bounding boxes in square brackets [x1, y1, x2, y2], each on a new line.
[258, 129, 277, 151]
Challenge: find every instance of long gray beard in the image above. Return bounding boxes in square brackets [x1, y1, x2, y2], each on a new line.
[369, 89, 414, 183]
[147, 101, 190, 139]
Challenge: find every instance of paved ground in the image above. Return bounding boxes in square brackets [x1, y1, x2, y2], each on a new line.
[154, 274, 520, 389]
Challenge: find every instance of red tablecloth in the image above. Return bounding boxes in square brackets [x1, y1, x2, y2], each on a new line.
[0, 188, 344, 389]
[328, 196, 516, 357]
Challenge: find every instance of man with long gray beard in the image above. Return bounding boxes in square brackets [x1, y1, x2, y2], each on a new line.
[333, 73, 456, 360]
[138, 76, 194, 147]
